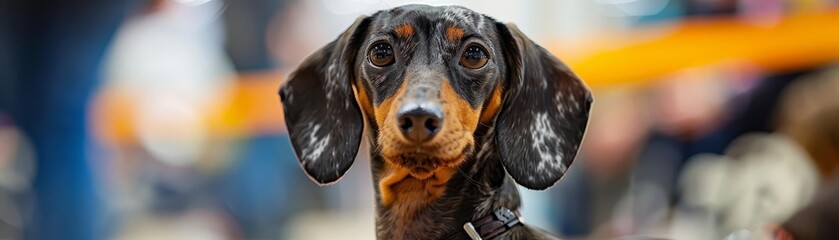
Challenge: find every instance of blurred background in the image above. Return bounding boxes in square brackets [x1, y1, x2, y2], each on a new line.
[2, 0, 839, 239]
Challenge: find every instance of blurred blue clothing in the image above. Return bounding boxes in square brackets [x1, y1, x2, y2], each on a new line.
[1, 1, 137, 239]
[220, 135, 315, 239]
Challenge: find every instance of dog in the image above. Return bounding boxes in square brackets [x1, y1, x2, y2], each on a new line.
[279, 5, 592, 240]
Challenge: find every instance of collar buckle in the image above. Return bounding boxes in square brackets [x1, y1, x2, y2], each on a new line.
[463, 222, 483, 240]
[456, 207, 522, 240]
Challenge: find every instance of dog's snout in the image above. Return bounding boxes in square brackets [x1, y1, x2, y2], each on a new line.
[397, 100, 443, 143]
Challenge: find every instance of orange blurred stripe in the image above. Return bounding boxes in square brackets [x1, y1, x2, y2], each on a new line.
[553, 10, 839, 88]
[92, 11, 839, 144]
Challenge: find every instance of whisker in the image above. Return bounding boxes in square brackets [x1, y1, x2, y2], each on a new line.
[457, 167, 483, 187]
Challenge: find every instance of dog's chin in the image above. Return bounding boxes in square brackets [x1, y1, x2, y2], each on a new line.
[377, 136, 475, 206]
[378, 154, 461, 207]
[379, 152, 462, 206]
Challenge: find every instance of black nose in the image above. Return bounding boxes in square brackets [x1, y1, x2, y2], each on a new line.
[397, 101, 443, 143]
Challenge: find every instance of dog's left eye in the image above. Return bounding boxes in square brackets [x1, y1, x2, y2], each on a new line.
[460, 45, 489, 69]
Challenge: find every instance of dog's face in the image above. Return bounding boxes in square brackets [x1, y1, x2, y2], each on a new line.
[280, 5, 591, 203]
[364, 7, 506, 181]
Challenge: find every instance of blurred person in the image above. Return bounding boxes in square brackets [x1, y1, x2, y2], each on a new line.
[98, 0, 238, 239]
[97, 0, 316, 239]
[624, 68, 734, 237]
[0, 1, 139, 239]
[553, 65, 770, 239]
[778, 92, 839, 239]
[103, 1, 222, 239]
[675, 65, 839, 239]
[677, 132, 818, 239]
[670, 70, 821, 239]
[773, 67, 839, 240]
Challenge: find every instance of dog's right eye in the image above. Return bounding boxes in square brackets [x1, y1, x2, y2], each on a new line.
[369, 42, 395, 67]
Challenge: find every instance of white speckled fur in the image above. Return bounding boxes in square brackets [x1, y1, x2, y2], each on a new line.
[530, 112, 565, 174]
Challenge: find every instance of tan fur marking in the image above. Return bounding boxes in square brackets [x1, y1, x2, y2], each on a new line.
[379, 159, 455, 208]
[353, 81, 375, 118]
[441, 80, 480, 133]
[379, 162, 410, 206]
[446, 26, 464, 42]
[376, 80, 408, 147]
[395, 24, 414, 38]
[480, 84, 503, 123]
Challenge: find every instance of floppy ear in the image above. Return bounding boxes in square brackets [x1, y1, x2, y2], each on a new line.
[494, 23, 593, 190]
[279, 16, 371, 185]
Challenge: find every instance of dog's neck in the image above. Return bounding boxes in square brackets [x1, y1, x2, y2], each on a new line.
[367, 127, 524, 240]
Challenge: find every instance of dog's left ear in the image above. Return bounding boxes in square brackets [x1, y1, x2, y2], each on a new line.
[494, 23, 593, 190]
[279, 16, 371, 185]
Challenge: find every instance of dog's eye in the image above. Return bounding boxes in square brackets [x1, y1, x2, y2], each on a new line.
[369, 42, 395, 67]
[460, 45, 489, 69]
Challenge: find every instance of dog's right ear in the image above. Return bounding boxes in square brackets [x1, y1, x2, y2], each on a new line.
[279, 16, 371, 185]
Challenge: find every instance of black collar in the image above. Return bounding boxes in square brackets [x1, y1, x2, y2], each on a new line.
[441, 207, 523, 240]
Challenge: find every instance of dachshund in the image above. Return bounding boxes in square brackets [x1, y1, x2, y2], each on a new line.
[279, 4, 592, 240]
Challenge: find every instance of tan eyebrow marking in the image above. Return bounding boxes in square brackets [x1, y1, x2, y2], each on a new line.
[395, 24, 414, 38]
[446, 26, 464, 42]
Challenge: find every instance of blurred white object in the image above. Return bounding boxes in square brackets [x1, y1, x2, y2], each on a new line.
[285, 210, 376, 240]
[678, 133, 818, 238]
[116, 209, 230, 240]
[103, 0, 234, 166]
[135, 95, 206, 166]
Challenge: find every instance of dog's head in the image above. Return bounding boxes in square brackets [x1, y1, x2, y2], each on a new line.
[280, 5, 592, 195]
